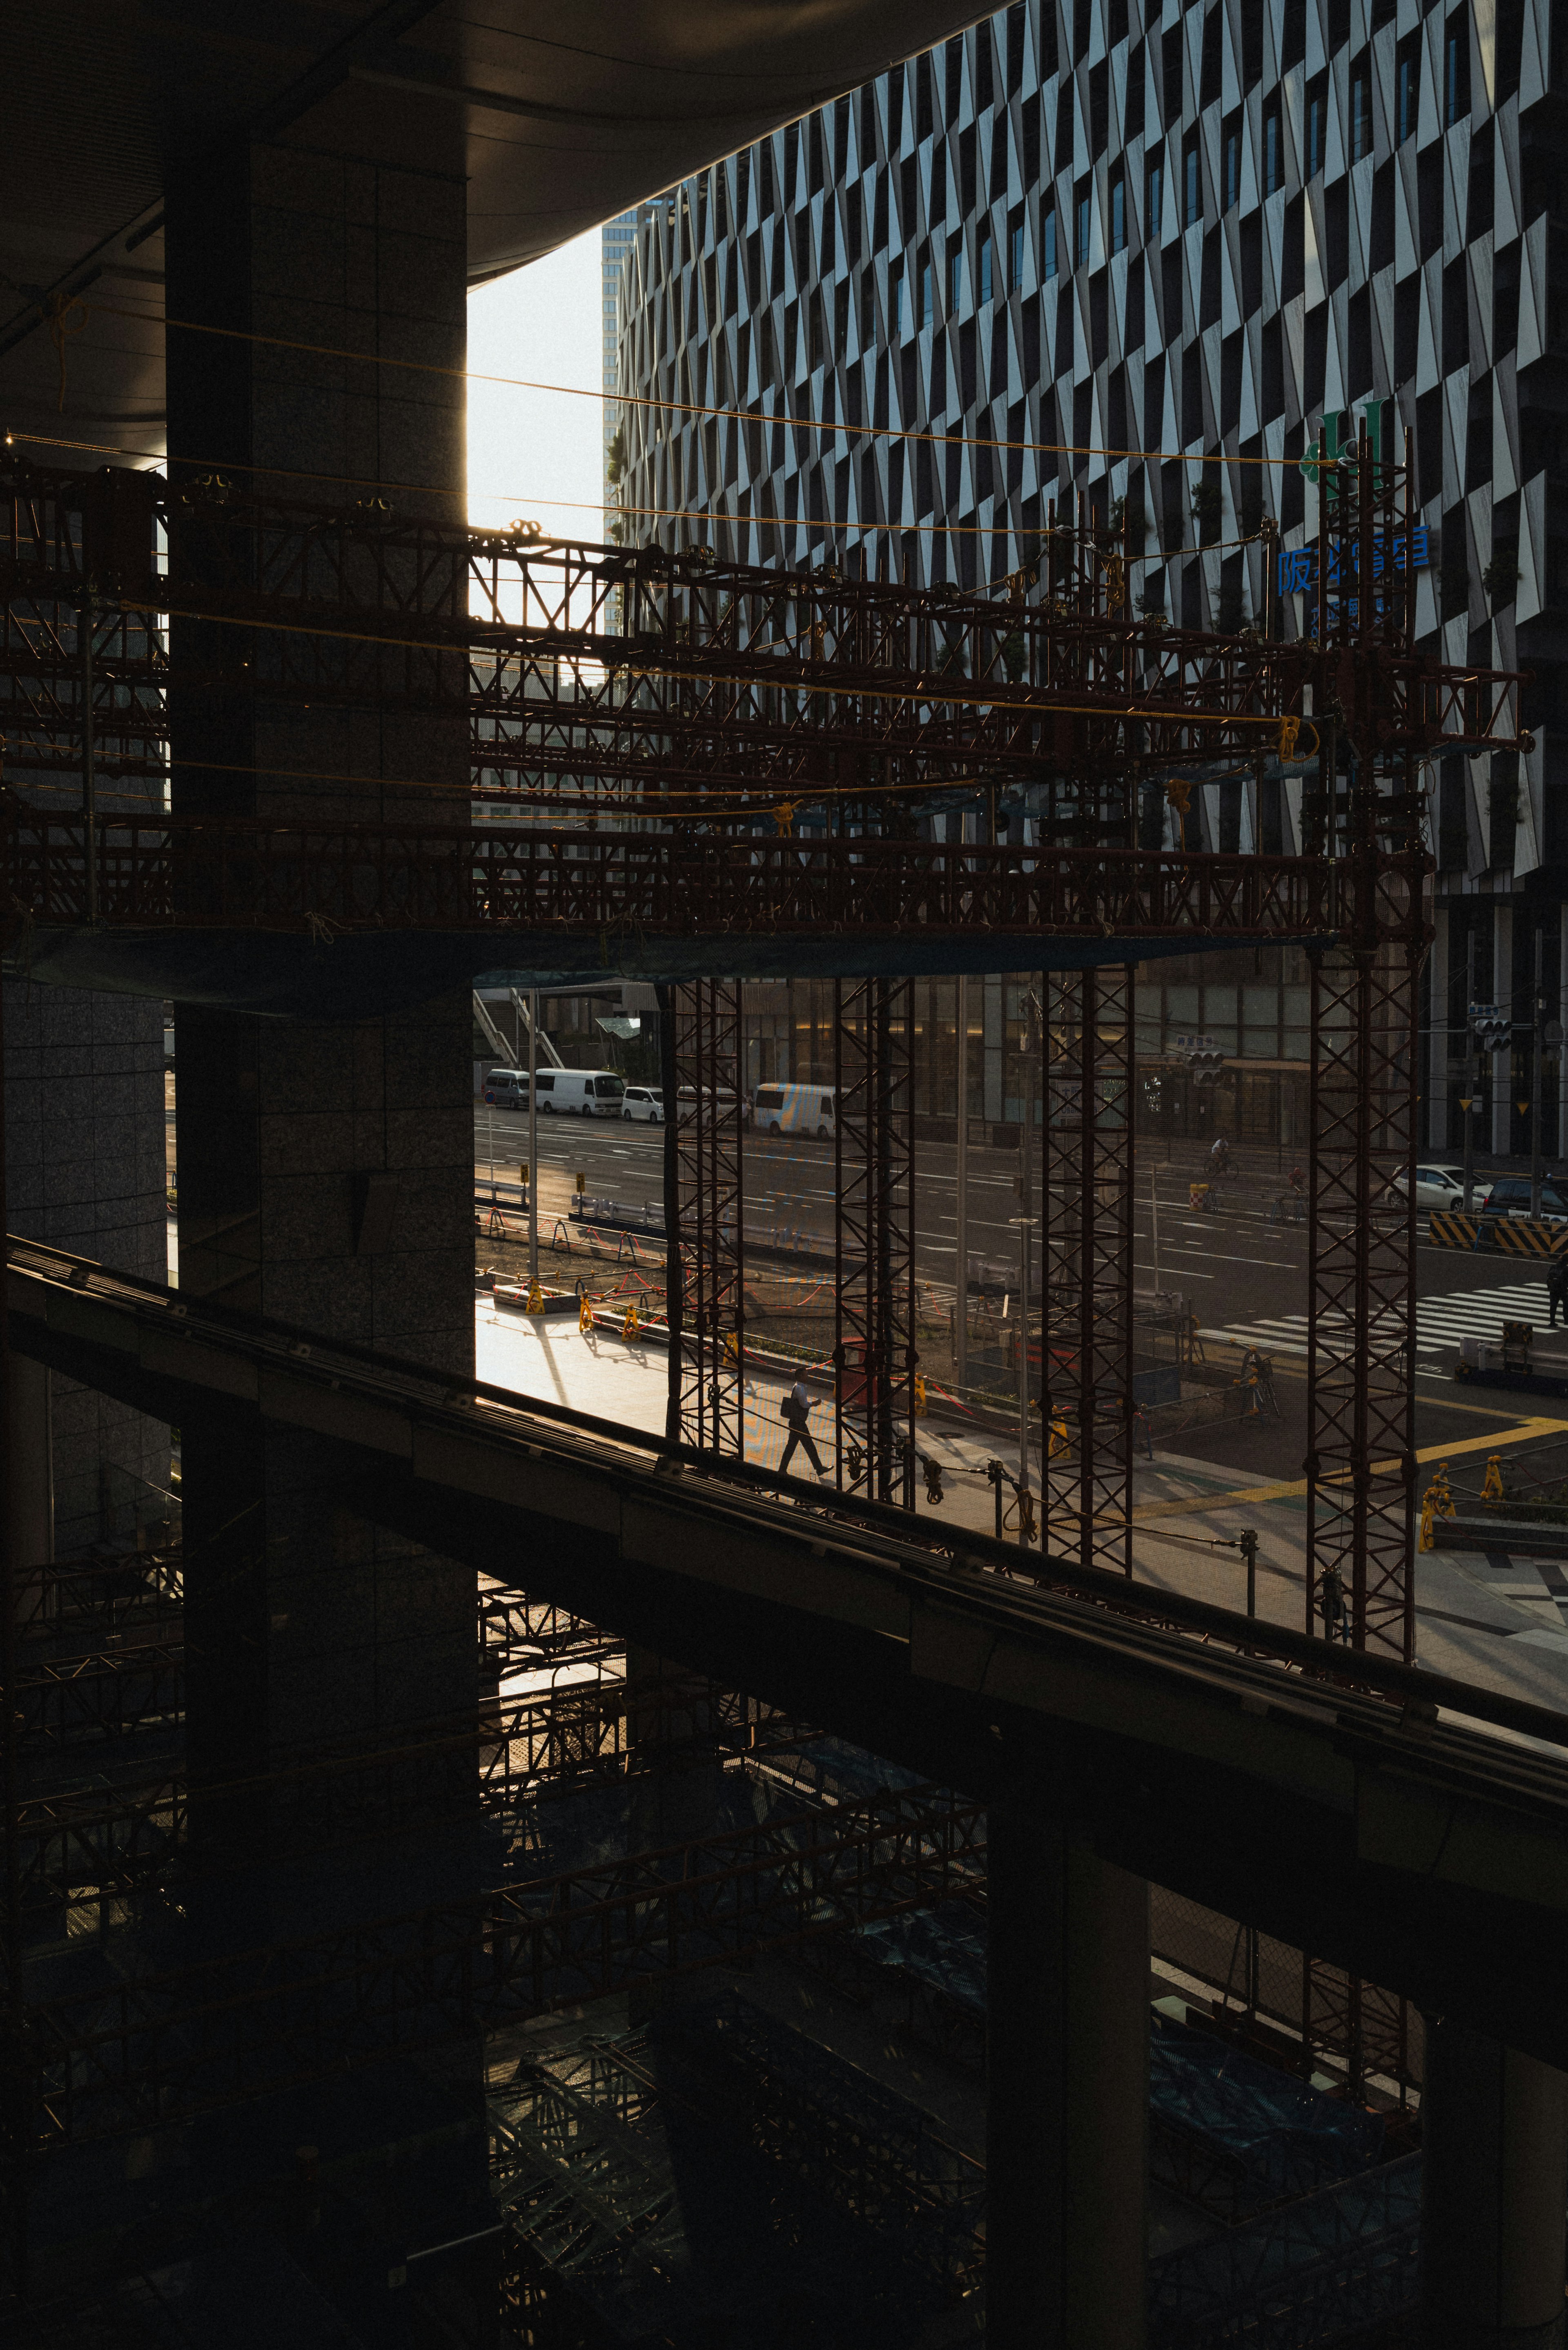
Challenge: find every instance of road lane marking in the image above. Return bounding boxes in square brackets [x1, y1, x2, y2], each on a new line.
[1131, 1416, 1568, 1518]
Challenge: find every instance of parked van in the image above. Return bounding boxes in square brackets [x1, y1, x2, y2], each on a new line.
[675, 1086, 744, 1116]
[536, 1069, 626, 1115]
[482, 1068, 626, 1115]
[751, 1084, 836, 1139]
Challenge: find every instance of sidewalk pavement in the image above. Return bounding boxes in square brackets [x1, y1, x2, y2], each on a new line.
[476, 1302, 1568, 1726]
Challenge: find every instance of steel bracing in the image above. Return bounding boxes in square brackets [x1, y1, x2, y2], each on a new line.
[0, 460, 1525, 812]
[13, 1655, 808, 1925]
[0, 443, 1517, 1623]
[670, 978, 746, 1451]
[0, 807, 1423, 951]
[833, 977, 917, 1503]
[20, 1776, 985, 2152]
[0, 442, 1532, 2311]
[1040, 963, 1137, 1574]
[1303, 933, 1422, 1657]
[1298, 427, 1426, 1664]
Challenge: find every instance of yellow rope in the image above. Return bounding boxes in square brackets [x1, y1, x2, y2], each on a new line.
[39, 293, 89, 412]
[93, 297, 1325, 469]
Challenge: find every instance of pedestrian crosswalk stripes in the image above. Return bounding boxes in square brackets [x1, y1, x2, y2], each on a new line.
[1207, 1283, 1566, 1361]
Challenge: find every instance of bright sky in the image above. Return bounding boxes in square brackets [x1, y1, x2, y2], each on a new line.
[467, 228, 605, 543]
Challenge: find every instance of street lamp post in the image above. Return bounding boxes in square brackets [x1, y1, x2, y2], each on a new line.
[1462, 930, 1478, 1214]
[1532, 927, 1546, 1220]
[955, 974, 969, 1391]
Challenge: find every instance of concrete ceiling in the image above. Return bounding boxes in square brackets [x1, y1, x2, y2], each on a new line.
[0, 0, 987, 444]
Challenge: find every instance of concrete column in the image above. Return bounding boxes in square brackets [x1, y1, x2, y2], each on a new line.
[1492, 901, 1515, 1157]
[986, 1790, 1149, 2350]
[164, 137, 476, 1899]
[1421, 2018, 1568, 2348]
[1428, 903, 1451, 1153]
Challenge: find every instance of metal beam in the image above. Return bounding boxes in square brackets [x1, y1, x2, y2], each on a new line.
[11, 1235, 1568, 2072]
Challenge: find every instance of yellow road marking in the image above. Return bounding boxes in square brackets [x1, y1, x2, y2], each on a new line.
[1131, 1416, 1568, 1521]
[1417, 1392, 1558, 1418]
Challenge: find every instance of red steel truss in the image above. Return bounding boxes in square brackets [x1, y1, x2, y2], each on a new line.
[0, 446, 1526, 1680]
[0, 459, 1526, 810]
[1041, 963, 1137, 1574]
[0, 808, 1417, 948]
[1301, 1953, 1418, 2105]
[1299, 426, 1425, 1666]
[833, 978, 917, 1503]
[670, 979, 745, 1453]
[1304, 930, 1421, 1658]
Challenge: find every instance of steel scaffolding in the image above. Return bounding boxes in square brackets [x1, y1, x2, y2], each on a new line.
[833, 977, 916, 1503]
[669, 979, 746, 1453]
[1299, 424, 1427, 1665]
[1041, 963, 1137, 1575]
[0, 458, 1523, 805]
[0, 443, 1529, 2330]
[0, 444, 1519, 1614]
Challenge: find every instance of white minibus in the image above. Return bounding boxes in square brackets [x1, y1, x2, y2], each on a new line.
[751, 1084, 836, 1139]
[528, 1068, 627, 1115]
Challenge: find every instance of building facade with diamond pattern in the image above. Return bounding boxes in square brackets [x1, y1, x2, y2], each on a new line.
[608, 0, 1568, 1156]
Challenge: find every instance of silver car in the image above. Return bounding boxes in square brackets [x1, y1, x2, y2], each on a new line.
[621, 1085, 664, 1124]
[1390, 1163, 1492, 1211]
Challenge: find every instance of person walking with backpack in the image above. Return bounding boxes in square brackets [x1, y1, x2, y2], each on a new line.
[778, 1375, 829, 1481]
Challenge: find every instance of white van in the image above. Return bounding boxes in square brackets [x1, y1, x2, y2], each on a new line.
[532, 1069, 627, 1116]
[751, 1084, 836, 1139]
[481, 1068, 530, 1109]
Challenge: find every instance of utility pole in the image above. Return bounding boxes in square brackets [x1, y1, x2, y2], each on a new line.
[1532, 927, 1546, 1219]
[955, 973, 969, 1389]
[1151, 1163, 1160, 1298]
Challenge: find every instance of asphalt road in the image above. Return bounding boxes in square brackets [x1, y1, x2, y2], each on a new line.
[475, 1107, 1568, 1481]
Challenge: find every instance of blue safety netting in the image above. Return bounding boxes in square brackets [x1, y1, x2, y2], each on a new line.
[1149, 2013, 1385, 2204]
[851, 1903, 988, 2012]
[1148, 2151, 1422, 2348]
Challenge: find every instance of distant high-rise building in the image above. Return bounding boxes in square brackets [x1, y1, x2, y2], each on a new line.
[614, 0, 1567, 1161]
[601, 207, 639, 544]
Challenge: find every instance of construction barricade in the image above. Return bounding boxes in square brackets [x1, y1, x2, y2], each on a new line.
[1427, 1212, 1568, 1255]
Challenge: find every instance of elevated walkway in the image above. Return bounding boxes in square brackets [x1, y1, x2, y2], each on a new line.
[11, 1231, 1568, 2076]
